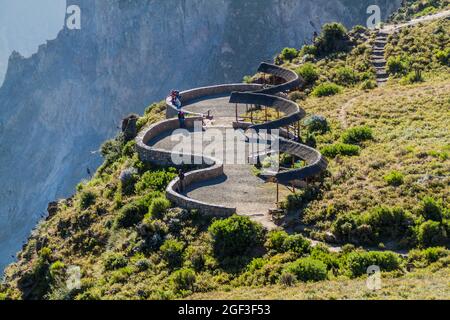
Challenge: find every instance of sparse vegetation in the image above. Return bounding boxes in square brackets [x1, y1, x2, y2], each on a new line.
[1, 5, 449, 301]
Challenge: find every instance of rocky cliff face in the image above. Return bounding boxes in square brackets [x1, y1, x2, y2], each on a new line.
[0, 0, 401, 271]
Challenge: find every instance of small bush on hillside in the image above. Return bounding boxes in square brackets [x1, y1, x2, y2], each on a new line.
[312, 82, 343, 97]
[280, 48, 298, 62]
[320, 143, 360, 158]
[300, 44, 317, 57]
[170, 268, 196, 292]
[279, 271, 297, 286]
[362, 207, 415, 239]
[160, 239, 184, 269]
[101, 135, 125, 165]
[114, 201, 147, 229]
[208, 215, 265, 265]
[148, 197, 171, 219]
[400, 70, 424, 84]
[360, 79, 377, 90]
[341, 126, 373, 144]
[416, 221, 448, 248]
[296, 63, 319, 86]
[315, 23, 349, 56]
[80, 191, 96, 210]
[103, 253, 128, 271]
[435, 48, 450, 66]
[419, 197, 443, 222]
[303, 115, 329, 134]
[135, 169, 177, 194]
[408, 247, 449, 267]
[346, 251, 401, 277]
[334, 67, 358, 86]
[288, 91, 306, 101]
[282, 234, 312, 256]
[282, 193, 303, 211]
[284, 258, 328, 282]
[384, 171, 405, 186]
[265, 231, 289, 253]
[387, 56, 408, 76]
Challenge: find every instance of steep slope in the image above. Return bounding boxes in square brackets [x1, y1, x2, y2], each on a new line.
[0, 0, 401, 271]
[1, 10, 448, 301]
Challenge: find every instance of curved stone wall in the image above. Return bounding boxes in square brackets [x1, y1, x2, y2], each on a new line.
[136, 62, 327, 217]
[228, 63, 328, 184]
[166, 83, 263, 118]
[137, 97, 237, 216]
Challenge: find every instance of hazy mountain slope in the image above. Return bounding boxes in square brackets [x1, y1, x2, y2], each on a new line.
[0, 0, 401, 271]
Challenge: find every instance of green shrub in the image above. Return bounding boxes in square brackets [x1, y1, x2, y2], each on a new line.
[114, 201, 147, 229]
[296, 63, 319, 86]
[101, 135, 125, 164]
[362, 207, 415, 239]
[160, 239, 184, 269]
[103, 253, 128, 271]
[331, 214, 358, 241]
[334, 67, 358, 86]
[320, 143, 360, 158]
[312, 82, 343, 97]
[416, 221, 448, 247]
[400, 70, 424, 85]
[246, 258, 269, 273]
[288, 91, 306, 101]
[148, 197, 171, 219]
[278, 271, 297, 286]
[135, 169, 177, 194]
[79, 191, 96, 210]
[282, 193, 303, 211]
[360, 79, 377, 90]
[346, 251, 401, 277]
[419, 197, 443, 222]
[387, 56, 408, 76]
[315, 22, 349, 56]
[300, 44, 317, 57]
[170, 268, 196, 292]
[280, 47, 299, 62]
[282, 234, 311, 256]
[284, 258, 328, 282]
[341, 126, 373, 145]
[208, 215, 265, 264]
[408, 247, 449, 267]
[435, 48, 450, 66]
[303, 115, 329, 134]
[265, 230, 289, 253]
[384, 171, 404, 186]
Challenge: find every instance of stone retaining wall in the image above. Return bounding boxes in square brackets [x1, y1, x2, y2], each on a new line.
[136, 63, 327, 217]
[166, 83, 263, 118]
[136, 112, 236, 217]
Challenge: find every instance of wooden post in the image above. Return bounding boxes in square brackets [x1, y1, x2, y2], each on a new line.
[235, 103, 238, 122]
[276, 180, 279, 208]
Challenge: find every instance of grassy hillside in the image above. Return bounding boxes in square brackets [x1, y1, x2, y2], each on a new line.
[191, 266, 450, 300]
[389, 0, 450, 22]
[1, 10, 449, 301]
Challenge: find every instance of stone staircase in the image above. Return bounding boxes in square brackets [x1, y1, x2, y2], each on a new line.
[372, 31, 389, 86]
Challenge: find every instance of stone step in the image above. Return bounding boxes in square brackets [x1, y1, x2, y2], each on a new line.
[372, 51, 385, 57]
[372, 61, 386, 68]
[373, 45, 386, 50]
[377, 32, 390, 37]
